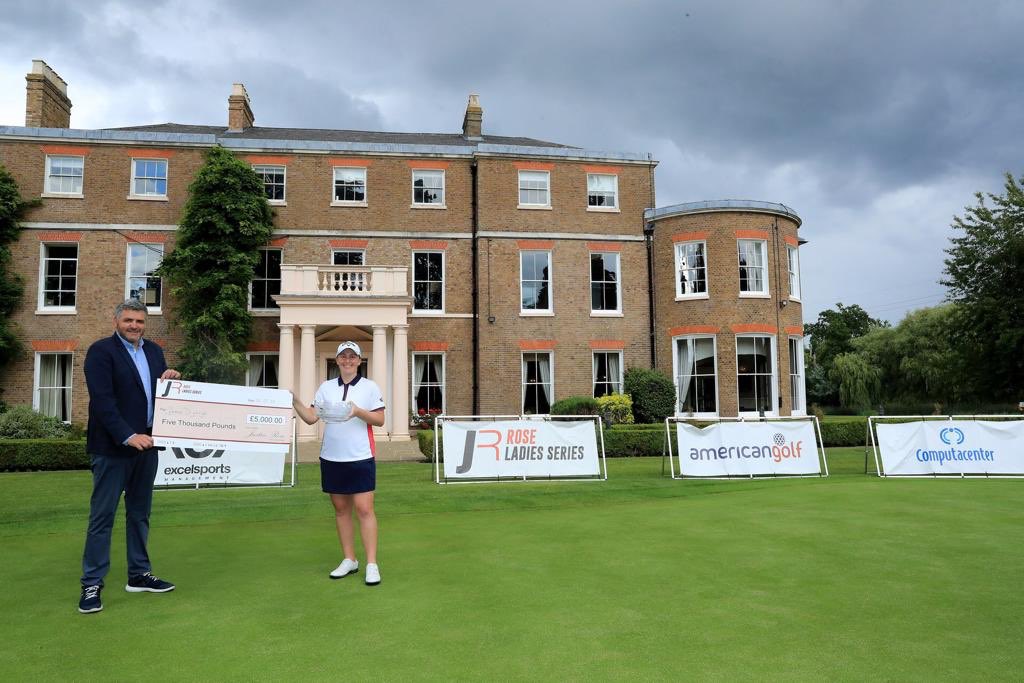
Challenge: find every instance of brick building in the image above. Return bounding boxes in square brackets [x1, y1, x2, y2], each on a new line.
[0, 61, 806, 442]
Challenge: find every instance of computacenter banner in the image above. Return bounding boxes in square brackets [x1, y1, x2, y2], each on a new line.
[441, 420, 600, 479]
[675, 421, 820, 477]
[875, 420, 1024, 475]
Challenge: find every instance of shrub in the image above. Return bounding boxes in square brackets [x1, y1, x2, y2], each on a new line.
[817, 419, 867, 447]
[601, 425, 669, 457]
[596, 394, 634, 426]
[623, 368, 676, 423]
[417, 429, 441, 462]
[0, 439, 88, 471]
[0, 405, 74, 439]
[551, 396, 599, 416]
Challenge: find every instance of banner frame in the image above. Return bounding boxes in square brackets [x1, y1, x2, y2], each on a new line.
[666, 415, 828, 480]
[868, 414, 1024, 479]
[434, 414, 607, 485]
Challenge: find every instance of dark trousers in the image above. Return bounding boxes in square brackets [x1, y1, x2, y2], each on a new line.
[81, 451, 158, 587]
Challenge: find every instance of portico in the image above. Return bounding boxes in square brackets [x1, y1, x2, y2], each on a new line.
[274, 264, 412, 442]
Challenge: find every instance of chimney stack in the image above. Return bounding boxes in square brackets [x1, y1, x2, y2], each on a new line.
[25, 60, 71, 128]
[228, 83, 254, 132]
[462, 94, 483, 140]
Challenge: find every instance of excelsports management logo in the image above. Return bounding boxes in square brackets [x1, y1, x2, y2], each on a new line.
[687, 432, 806, 463]
[162, 448, 231, 477]
[456, 427, 586, 474]
[915, 427, 995, 466]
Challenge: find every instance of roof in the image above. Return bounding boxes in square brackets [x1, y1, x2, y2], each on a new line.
[645, 199, 801, 227]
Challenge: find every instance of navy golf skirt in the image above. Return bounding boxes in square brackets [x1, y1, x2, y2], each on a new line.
[320, 457, 376, 495]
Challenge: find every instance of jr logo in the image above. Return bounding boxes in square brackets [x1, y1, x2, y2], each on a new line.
[160, 381, 182, 397]
[456, 429, 502, 474]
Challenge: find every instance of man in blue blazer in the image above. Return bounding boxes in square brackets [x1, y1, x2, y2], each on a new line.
[79, 299, 181, 614]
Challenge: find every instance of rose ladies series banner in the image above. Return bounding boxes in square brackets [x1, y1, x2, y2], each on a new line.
[440, 420, 601, 480]
[675, 421, 821, 477]
[875, 420, 1024, 476]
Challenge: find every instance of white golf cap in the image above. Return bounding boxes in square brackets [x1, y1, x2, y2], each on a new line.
[336, 341, 362, 357]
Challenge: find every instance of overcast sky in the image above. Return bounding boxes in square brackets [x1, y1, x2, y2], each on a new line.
[2, 0, 1022, 324]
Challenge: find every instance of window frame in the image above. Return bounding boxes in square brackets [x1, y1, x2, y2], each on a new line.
[124, 242, 164, 314]
[331, 250, 365, 266]
[245, 352, 280, 389]
[675, 240, 709, 299]
[411, 352, 446, 416]
[672, 334, 719, 417]
[411, 169, 446, 208]
[253, 164, 286, 204]
[249, 247, 282, 312]
[129, 157, 168, 200]
[586, 173, 618, 211]
[37, 242, 78, 313]
[589, 251, 622, 315]
[788, 245, 801, 301]
[332, 166, 367, 206]
[43, 154, 84, 197]
[411, 250, 445, 314]
[789, 336, 806, 416]
[592, 350, 624, 398]
[518, 170, 551, 208]
[737, 239, 770, 297]
[519, 250, 553, 316]
[33, 352, 73, 422]
[521, 351, 554, 415]
[735, 334, 778, 417]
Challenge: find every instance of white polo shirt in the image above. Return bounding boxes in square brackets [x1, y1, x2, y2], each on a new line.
[313, 374, 386, 462]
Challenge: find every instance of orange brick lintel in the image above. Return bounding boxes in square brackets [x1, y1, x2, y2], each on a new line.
[784, 235, 800, 247]
[582, 165, 621, 175]
[785, 325, 804, 336]
[406, 160, 451, 169]
[31, 340, 78, 352]
[589, 340, 625, 350]
[329, 239, 369, 248]
[41, 145, 90, 156]
[409, 240, 448, 250]
[126, 149, 175, 159]
[735, 229, 770, 240]
[247, 342, 278, 352]
[513, 161, 555, 171]
[668, 325, 720, 337]
[517, 240, 554, 250]
[519, 340, 556, 351]
[268, 237, 288, 247]
[672, 231, 709, 243]
[328, 158, 373, 167]
[36, 231, 82, 242]
[124, 232, 169, 243]
[244, 155, 292, 165]
[412, 341, 449, 352]
[587, 241, 623, 252]
[732, 323, 778, 334]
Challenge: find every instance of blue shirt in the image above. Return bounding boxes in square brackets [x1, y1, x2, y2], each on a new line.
[117, 333, 153, 428]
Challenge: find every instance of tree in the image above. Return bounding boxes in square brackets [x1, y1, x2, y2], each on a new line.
[0, 164, 40, 373]
[942, 172, 1024, 401]
[829, 353, 881, 413]
[157, 146, 274, 383]
[804, 303, 888, 406]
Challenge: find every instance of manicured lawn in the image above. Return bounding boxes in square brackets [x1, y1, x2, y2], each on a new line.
[1, 449, 1021, 681]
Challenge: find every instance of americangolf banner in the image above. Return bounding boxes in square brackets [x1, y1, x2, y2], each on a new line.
[675, 421, 820, 477]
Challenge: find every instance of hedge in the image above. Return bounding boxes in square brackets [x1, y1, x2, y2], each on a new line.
[0, 439, 89, 471]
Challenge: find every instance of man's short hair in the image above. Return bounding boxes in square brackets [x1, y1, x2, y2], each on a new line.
[114, 299, 148, 319]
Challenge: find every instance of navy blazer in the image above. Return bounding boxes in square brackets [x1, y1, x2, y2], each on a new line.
[84, 334, 168, 457]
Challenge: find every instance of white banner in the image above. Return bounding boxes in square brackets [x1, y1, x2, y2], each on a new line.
[875, 420, 1024, 475]
[441, 420, 600, 479]
[153, 380, 292, 453]
[675, 421, 820, 477]
[155, 446, 286, 486]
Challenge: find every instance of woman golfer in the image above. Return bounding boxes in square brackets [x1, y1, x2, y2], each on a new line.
[293, 341, 385, 585]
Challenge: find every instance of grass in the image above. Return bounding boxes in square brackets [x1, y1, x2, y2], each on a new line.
[1, 448, 1022, 681]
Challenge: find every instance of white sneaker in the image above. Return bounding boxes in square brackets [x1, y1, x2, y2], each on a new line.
[365, 563, 381, 586]
[329, 558, 359, 579]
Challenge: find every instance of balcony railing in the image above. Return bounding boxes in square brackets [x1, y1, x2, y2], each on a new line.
[279, 265, 409, 298]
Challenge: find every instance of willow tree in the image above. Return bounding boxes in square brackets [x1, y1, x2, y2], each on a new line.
[157, 146, 273, 383]
[829, 353, 881, 413]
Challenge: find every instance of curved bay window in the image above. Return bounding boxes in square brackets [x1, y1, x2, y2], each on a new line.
[675, 336, 717, 415]
[736, 335, 775, 415]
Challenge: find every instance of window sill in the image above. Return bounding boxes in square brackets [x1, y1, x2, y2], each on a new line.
[331, 201, 368, 208]
[517, 204, 552, 210]
[789, 296, 801, 303]
[127, 194, 169, 202]
[411, 310, 446, 316]
[738, 292, 771, 299]
[410, 203, 447, 210]
[590, 311, 623, 317]
[520, 310, 554, 317]
[36, 308, 77, 315]
[268, 200, 287, 206]
[586, 206, 620, 213]
[250, 309, 281, 317]
[675, 294, 710, 301]
[41, 192, 84, 199]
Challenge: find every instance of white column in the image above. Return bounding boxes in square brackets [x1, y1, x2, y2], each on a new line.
[390, 324, 410, 440]
[372, 325, 389, 437]
[277, 324, 295, 393]
[298, 324, 317, 440]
